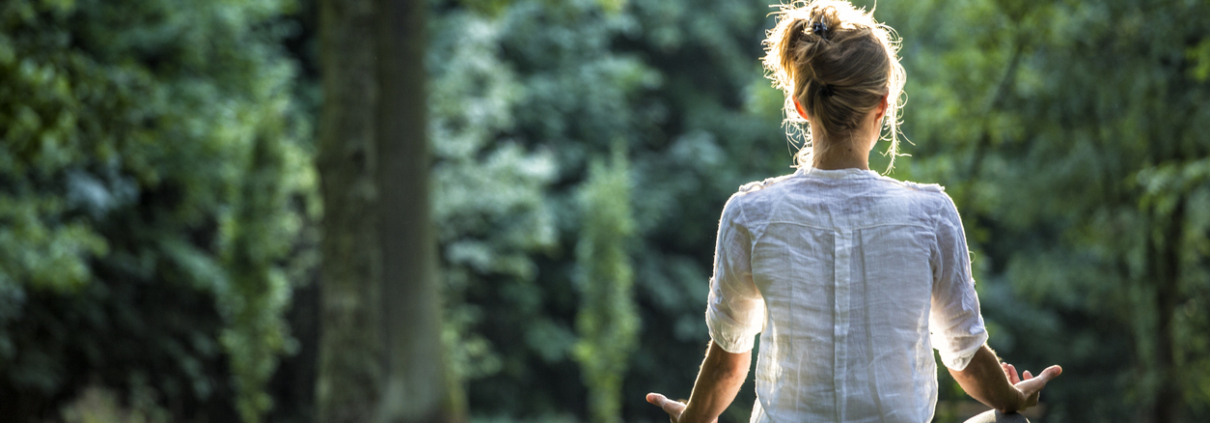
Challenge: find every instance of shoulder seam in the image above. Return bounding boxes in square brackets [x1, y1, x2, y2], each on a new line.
[737, 173, 796, 193]
[872, 175, 947, 194]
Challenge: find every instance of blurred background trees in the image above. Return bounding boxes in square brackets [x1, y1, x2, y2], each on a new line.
[0, 0, 313, 421]
[573, 147, 638, 423]
[1, 0, 1208, 423]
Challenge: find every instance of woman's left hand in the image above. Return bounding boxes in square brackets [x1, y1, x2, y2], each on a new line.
[646, 393, 718, 423]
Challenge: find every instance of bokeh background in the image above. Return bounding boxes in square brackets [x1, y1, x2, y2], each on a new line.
[2, 0, 1209, 422]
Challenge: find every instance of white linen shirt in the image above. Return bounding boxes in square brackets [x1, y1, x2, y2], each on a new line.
[705, 167, 988, 423]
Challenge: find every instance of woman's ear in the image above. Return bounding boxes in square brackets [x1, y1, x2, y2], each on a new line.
[793, 97, 810, 121]
[876, 94, 889, 120]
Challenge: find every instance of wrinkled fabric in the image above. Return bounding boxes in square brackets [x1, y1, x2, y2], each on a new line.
[705, 167, 988, 423]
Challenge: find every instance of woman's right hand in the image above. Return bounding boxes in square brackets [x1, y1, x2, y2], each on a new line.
[646, 393, 719, 423]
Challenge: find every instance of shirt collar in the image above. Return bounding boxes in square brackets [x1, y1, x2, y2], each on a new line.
[794, 166, 879, 179]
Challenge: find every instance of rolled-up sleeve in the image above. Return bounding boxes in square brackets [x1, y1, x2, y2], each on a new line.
[928, 195, 988, 371]
[705, 195, 766, 353]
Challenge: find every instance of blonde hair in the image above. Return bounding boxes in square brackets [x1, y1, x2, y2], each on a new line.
[763, 0, 907, 171]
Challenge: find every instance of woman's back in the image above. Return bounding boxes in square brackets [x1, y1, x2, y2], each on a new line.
[707, 167, 986, 423]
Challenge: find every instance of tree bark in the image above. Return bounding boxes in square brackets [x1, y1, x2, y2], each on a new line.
[316, 0, 381, 422]
[317, 0, 462, 421]
[375, 0, 464, 421]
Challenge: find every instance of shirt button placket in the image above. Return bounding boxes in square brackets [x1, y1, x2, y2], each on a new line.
[832, 228, 852, 421]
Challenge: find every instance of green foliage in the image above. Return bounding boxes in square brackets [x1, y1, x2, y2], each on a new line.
[429, 9, 559, 384]
[0, 0, 313, 421]
[426, 1, 784, 421]
[424, 0, 787, 421]
[573, 146, 639, 423]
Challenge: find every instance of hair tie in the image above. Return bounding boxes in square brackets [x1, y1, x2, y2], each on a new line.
[819, 83, 835, 98]
[812, 20, 828, 36]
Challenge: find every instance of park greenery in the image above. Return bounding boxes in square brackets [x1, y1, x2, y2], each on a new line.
[1, 0, 1209, 422]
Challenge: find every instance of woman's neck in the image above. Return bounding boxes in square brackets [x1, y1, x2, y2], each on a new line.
[812, 136, 873, 170]
[806, 107, 884, 171]
[814, 155, 868, 170]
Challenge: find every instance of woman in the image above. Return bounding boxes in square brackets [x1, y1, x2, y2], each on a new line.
[645, 1, 1062, 422]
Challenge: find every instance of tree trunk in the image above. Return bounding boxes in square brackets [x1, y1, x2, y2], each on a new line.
[317, 0, 462, 421]
[375, 0, 464, 422]
[316, 0, 381, 422]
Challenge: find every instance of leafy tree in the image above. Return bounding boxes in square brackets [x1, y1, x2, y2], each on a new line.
[573, 147, 639, 423]
[0, 0, 313, 422]
[428, 8, 558, 385]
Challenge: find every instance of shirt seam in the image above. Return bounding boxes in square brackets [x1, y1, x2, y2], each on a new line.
[734, 195, 764, 247]
[929, 200, 944, 291]
[735, 195, 750, 234]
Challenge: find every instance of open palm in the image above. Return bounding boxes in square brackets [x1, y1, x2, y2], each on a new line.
[646, 393, 718, 423]
[1002, 362, 1063, 411]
